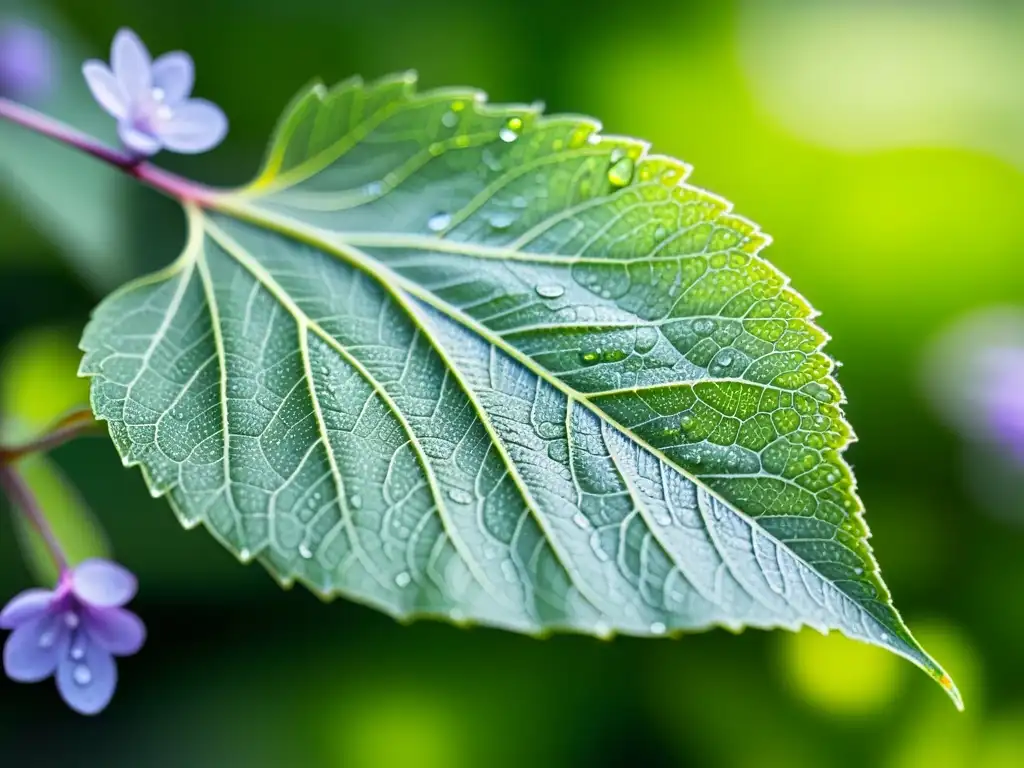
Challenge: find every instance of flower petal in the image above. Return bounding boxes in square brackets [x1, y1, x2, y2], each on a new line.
[3, 615, 64, 683]
[155, 98, 227, 154]
[0, 588, 55, 629]
[82, 60, 128, 120]
[110, 27, 151, 102]
[118, 122, 162, 156]
[85, 607, 146, 656]
[151, 51, 194, 105]
[56, 639, 117, 715]
[72, 559, 138, 608]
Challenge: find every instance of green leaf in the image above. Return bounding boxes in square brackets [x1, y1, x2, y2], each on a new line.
[79, 73, 959, 706]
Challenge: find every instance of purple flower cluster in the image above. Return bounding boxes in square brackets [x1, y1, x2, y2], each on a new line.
[83, 28, 226, 156]
[2, 559, 145, 715]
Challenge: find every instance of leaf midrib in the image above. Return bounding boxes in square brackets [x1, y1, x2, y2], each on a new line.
[203, 197, 929, 663]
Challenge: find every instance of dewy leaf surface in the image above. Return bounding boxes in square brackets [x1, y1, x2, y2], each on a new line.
[79, 73, 959, 705]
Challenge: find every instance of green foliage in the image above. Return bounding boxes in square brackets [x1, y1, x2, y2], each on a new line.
[79, 73, 957, 704]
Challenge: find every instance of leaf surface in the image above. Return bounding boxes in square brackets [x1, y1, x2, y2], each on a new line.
[79, 73, 958, 705]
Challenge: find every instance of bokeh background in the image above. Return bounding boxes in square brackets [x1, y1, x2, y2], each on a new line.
[1, 0, 1023, 765]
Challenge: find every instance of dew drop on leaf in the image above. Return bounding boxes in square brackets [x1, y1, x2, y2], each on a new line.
[499, 118, 522, 143]
[489, 211, 516, 230]
[447, 488, 473, 505]
[607, 157, 635, 187]
[395, 571, 412, 588]
[535, 284, 565, 299]
[348, 493, 363, 510]
[634, 326, 659, 354]
[441, 111, 459, 128]
[427, 212, 451, 232]
[298, 543, 313, 560]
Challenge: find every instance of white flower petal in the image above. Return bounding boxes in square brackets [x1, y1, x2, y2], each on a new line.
[118, 122, 162, 156]
[110, 27, 151, 102]
[82, 61, 128, 120]
[151, 51, 194, 105]
[156, 99, 227, 154]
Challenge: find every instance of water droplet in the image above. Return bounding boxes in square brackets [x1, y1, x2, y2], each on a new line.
[299, 543, 313, 560]
[364, 181, 383, 196]
[239, 549, 251, 561]
[654, 226, 668, 241]
[152, 87, 165, 101]
[693, 318, 715, 336]
[441, 111, 459, 128]
[594, 620, 611, 637]
[717, 352, 734, 367]
[634, 327, 659, 354]
[879, 633, 889, 643]
[447, 488, 474, 505]
[573, 512, 591, 530]
[489, 211, 516, 230]
[483, 545, 499, 560]
[854, 567, 864, 576]
[580, 351, 601, 365]
[38, 631, 56, 649]
[650, 621, 667, 635]
[679, 414, 694, 429]
[607, 157, 635, 187]
[547, 440, 569, 462]
[70, 634, 87, 660]
[427, 212, 451, 232]
[348, 494, 363, 510]
[73, 665, 92, 686]
[512, 195, 528, 209]
[64, 612, 80, 629]
[536, 284, 565, 299]
[587, 133, 601, 146]
[499, 118, 521, 143]
[450, 608, 466, 622]
[395, 571, 412, 588]
[501, 559, 518, 583]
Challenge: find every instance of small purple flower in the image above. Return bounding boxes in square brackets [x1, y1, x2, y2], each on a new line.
[1, 559, 145, 715]
[979, 346, 1024, 464]
[82, 28, 226, 157]
[0, 21, 54, 103]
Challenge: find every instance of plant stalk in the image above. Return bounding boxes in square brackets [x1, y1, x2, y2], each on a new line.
[0, 96, 222, 205]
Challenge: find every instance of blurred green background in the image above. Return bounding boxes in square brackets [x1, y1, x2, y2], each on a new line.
[1, 0, 1023, 765]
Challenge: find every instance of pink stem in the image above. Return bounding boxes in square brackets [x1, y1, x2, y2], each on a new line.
[0, 96, 223, 205]
[0, 463, 69, 574]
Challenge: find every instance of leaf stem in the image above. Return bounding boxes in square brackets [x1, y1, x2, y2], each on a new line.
[0, 462, 69, 574]
[0, 407, 101, 465]
[0, 96, 222, 205]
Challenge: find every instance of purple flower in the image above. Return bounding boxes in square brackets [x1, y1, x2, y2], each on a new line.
[82, 28, 226, 157]
[979, 346, 1024, 464]
[1, 559, 145, 715]
[0, 21, 54, 103]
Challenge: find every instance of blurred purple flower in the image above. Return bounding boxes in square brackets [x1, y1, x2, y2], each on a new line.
[0, 21, 55, 103]
[82, 28, 226, 157]
[979, 347, 1024, 464]
[1, 559, 145, 715]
